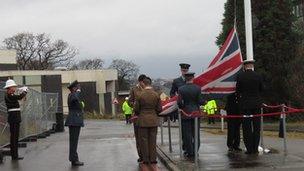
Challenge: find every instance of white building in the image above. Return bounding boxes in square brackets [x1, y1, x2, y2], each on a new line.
[0, 50, 118, 115]
[0, 50, 17, 70]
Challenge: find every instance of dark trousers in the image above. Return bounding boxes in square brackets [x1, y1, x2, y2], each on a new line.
[208, 117, 215, 124]
[9, 122, 20, 159]
[133, 124, 142, 159]
[181, 119, 200, 156]
[69, 126, 81, 162]
[227, 118, 241, 149]
[125, 114, 131, 124]
[138, 127, 157, 163]
[169, 111, 178, 122]
[242, 108, 261, 153]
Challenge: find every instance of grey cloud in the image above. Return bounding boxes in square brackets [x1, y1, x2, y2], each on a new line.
[0, 0, 226, 78]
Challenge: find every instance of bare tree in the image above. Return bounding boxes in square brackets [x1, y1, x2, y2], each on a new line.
[4, 33, 36, 70]
[109, 59, 139, 90]
[71, 58, 104, 70]
[3, 33, 77, 70]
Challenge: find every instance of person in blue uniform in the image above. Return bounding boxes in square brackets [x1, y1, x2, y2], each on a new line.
[236, 59, 263, 154]
[177, 72, 204, 159]
[65, 80, 84, 166]
[4, 79, 27, 160]
[170, 63, 190, 122]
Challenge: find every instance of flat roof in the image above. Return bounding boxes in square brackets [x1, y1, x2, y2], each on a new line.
[0, 50, 17, 64]
[0, 69, 117, 81]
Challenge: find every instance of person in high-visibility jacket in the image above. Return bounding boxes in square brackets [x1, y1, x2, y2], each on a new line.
[204, 99, 217, 124]
[122, 97, 133, 124]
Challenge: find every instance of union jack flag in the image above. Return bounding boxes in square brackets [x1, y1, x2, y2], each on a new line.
[193, 27, 243, 96]
[160, 28, 243, 115]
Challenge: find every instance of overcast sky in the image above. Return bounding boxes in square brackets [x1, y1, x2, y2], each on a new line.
[0, 0, 226, 78]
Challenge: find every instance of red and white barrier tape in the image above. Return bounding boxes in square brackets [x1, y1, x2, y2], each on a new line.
[262, 103, 283, 109]
[129, 104, 304, 120]
[180, 106, 304, 119]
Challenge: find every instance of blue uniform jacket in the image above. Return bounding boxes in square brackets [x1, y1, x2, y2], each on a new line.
[170, 76, 186, 97]
[65, 92, 84, 127]
[178, 83, 204, 119]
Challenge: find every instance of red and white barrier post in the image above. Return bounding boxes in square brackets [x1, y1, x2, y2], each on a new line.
[220, 109, 225, 132]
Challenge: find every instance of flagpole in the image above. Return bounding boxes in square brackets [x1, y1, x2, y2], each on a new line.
[244, 0, 254, 61]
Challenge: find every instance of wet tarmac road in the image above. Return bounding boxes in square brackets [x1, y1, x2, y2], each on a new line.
[158, 126, 304, 170]
[0, 120, 167, 171]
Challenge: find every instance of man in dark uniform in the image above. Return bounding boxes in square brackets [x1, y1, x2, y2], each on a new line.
[129, 74, 146, 162]
[170, 63, 190, 122]
[4, 79, 27, 160]
[225, 92, 242, 152]
[236, 59, 263, 154]
[65, 80, 84, 166]
[177, 72, 204, 159]
[135, 77, 162, 167]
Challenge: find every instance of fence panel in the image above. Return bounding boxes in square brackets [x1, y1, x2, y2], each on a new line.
[0, 88, 58, 147]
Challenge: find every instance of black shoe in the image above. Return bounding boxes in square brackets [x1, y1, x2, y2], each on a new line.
[0, 154, 3, 163]
[234, 147, 242, 152]
[245, 151, 252, 155]
[12, 157, 24, 161]
[72, 161, 84, 166]
[183, 152, 188, 157]
[137, 158, 143, 163]
[185, 155, 195, 161]
[228, 148, 234, 152]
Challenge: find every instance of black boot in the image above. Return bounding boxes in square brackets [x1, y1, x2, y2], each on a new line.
[72, 161, 84, 166]
[12, 157, 24, 161]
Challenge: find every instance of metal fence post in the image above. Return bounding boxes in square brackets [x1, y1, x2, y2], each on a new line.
[178, 110, 183, 158]
[160, 118, 164, 145]
[167, 116, 172, 153]
[260, 107, 264, 151]
[194, 117, 199, 166]
[37, 97, 42, 135]
[282, 105, 288, 155]
[44, 94, 48, 131]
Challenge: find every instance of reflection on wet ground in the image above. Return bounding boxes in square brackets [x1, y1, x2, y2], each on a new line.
[158, 127, 304, 170]
[227, 152, 263, 168]
[0, 120, 167, 171]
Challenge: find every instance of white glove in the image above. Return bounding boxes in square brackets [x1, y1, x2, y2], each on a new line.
[19, 86, 29, 93]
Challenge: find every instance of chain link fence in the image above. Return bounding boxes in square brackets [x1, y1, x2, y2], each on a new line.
[0, 87, 58, 147]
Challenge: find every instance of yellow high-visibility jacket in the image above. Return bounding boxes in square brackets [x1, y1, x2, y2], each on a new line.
[204, 100, 217, 115]
[122, 101, 133, 115]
